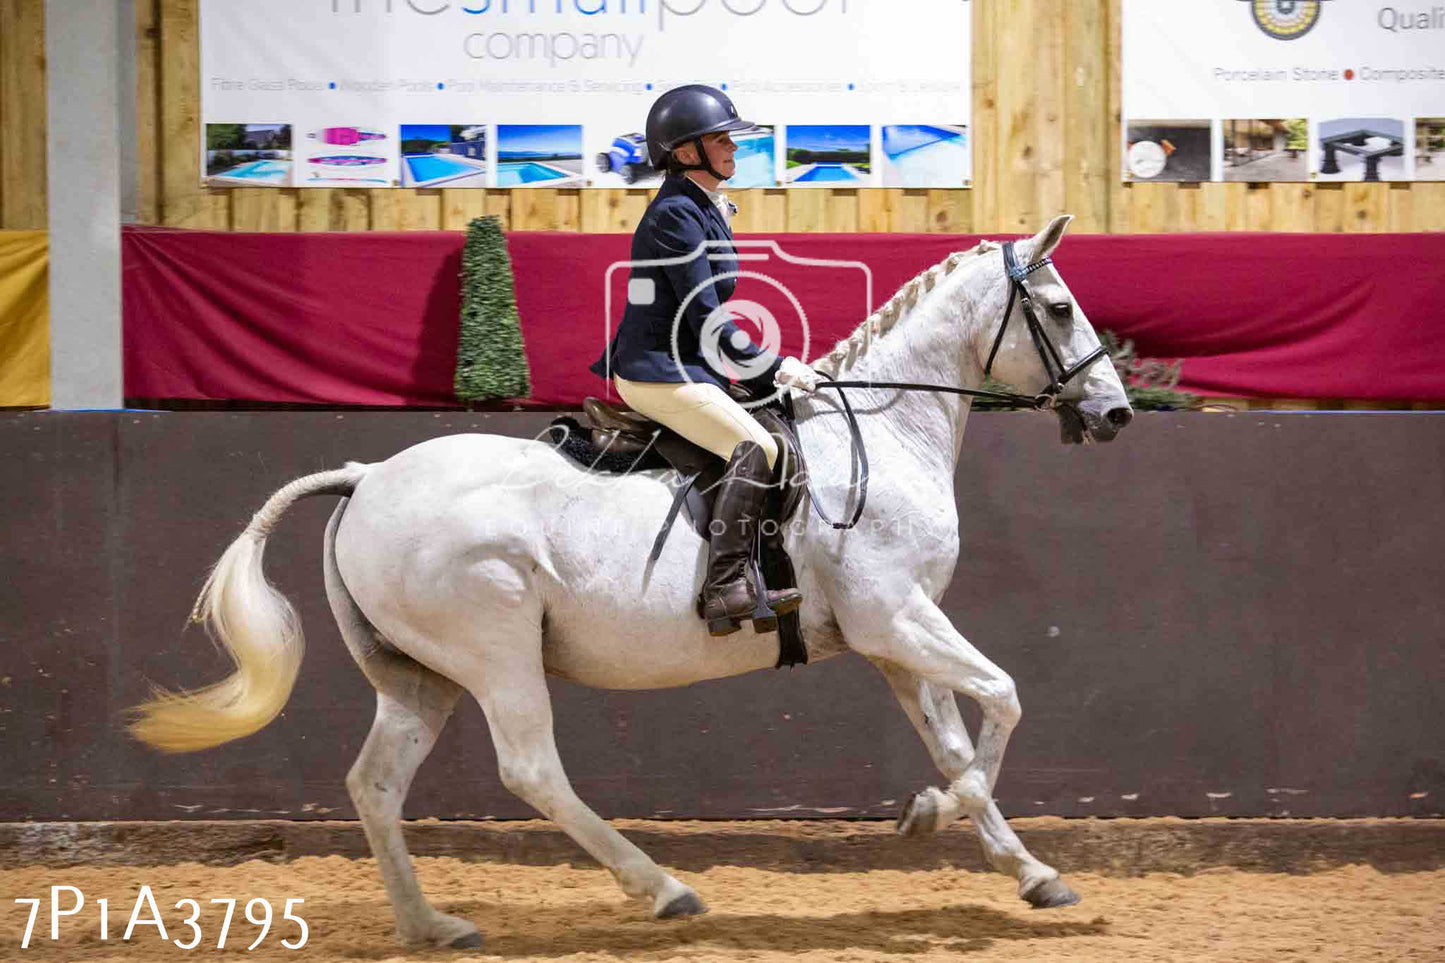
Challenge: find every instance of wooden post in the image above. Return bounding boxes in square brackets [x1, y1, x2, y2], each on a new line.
[158, 0, 210, 227]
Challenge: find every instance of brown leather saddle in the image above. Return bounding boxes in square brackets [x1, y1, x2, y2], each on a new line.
[547, 385, 808, 667]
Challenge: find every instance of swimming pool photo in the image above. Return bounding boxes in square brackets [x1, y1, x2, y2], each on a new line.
[785, 125, 871, 186]
[728, 128, 776, 187]
[400, 125, 489, 187]
[206, 158, 292, 186]
[402, 153, 488, 187]
[791, 164, 865, 183]
[882, 124, 970, 187]
[495, 161, 578, 186]
[205, 124, 293, 186]
[496, 125, 584, 188]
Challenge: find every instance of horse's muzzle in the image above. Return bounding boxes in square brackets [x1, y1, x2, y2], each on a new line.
[1064, 399, 1134, 444]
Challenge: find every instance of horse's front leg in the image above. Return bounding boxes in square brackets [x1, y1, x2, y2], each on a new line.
[843, 586, 1016, 813]
[869, 657, 1080, 908]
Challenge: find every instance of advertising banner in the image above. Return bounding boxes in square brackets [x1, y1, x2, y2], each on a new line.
[1123, 1, 1445, 183]
[199, 0, 972, 190]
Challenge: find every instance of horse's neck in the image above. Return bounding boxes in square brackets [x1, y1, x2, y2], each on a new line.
[818, 276, 991, 477]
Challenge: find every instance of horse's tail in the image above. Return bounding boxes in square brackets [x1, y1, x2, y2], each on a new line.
[127, 462, 371, 754]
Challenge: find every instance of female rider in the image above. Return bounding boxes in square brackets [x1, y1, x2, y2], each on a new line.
[589, 84, 820, 636]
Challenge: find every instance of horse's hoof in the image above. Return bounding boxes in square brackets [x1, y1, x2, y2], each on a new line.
[399, 914, 481, 951]
[896, 789, 940, 837]
[1023, 877, 1081, 910]
[708, 618, 741, 636]
[448, 931, 485, 949]
[658, 891, 709, 919]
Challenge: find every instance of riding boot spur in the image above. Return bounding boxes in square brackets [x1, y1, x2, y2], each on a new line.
[698, 440, 803, 636]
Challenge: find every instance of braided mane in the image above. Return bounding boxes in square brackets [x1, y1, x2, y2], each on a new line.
[810, 240, 1000, 378]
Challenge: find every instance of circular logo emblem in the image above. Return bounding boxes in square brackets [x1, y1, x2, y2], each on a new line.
[698, 299, 783, 383]
[1249, 1, 1324, 40]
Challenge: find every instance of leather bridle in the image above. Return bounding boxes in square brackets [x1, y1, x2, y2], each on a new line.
[987, 241, 1111, 403]
[781, 241, 1111, 530]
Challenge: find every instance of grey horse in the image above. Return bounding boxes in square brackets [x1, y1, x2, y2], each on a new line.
[130, 215, 1132, 950]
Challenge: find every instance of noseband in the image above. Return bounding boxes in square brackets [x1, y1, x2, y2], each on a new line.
[782, 241, 1111, 530]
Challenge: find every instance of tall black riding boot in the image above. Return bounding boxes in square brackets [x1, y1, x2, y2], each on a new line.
[698, 441, 803, 636]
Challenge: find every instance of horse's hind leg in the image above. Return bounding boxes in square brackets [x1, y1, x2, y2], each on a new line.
[871, 658, 1080, 909]
[348, 673, 480, 947]
[324, 504, 481, 949]
[464, 634, 705, 919]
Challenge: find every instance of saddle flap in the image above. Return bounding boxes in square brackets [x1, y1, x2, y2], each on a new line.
[752, 405, 808, 525]
[653, 431, 721, 480]
[583, 397, 658, 437]
[590, 429, 651, 455]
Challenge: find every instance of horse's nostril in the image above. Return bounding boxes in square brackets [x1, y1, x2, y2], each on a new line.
[1106, 407, 1133, 429]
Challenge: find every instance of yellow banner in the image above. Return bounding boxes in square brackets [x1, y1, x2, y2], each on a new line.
[0, 231, 49, 407]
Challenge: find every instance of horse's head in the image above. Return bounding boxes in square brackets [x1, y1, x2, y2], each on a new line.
[978, 215, 1133, 444]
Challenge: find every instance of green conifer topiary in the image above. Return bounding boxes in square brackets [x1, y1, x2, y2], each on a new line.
[455, 215, 531, 402]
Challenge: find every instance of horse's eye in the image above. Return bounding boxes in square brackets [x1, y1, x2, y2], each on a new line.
[1051, 301, 1072, 318]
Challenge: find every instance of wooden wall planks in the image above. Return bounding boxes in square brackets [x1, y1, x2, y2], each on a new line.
[3, 0, 1443, 237]
[0, 0, 48, 230]
[158, 0, 211, 227]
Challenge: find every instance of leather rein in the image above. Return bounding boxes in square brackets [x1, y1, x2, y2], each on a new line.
[781, 241, 1110, 531]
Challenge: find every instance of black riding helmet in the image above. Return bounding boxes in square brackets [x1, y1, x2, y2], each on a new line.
[645, 84, 752, 180]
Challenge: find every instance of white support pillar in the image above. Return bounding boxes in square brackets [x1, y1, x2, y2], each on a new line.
[46, 0, 126, 409]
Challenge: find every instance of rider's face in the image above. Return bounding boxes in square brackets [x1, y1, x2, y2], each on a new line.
[678, 132, 737, 180]
[701, 132, 737, 179]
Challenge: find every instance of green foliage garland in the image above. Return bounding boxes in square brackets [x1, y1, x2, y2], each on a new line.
[455, 215, 531, 402]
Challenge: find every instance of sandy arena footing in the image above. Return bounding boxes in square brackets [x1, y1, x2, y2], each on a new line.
[2, 819, 1442, 961]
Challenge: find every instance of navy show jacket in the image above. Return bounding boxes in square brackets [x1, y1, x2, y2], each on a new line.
[589, 175, 783, 398]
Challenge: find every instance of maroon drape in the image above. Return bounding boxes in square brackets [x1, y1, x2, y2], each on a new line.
[122, 227, 1445, 405]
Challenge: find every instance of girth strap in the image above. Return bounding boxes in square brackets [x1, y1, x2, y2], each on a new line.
[648, 471, 700, 567]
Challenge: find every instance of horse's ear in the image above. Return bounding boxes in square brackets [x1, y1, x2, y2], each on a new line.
[1027, 214, 1073, 262]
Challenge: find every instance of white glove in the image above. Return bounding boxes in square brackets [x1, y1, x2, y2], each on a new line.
[774, 356, 822, 393]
